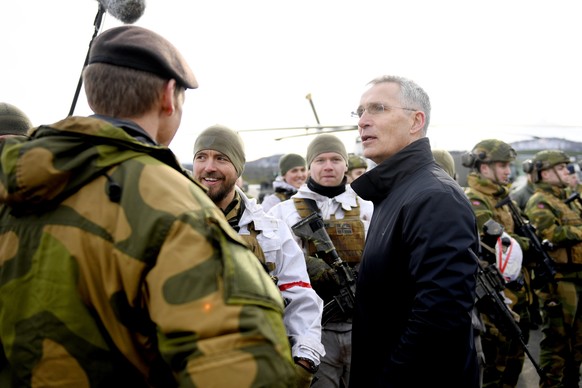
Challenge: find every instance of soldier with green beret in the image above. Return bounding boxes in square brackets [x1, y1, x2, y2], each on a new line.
[462, 138, 534, 388]
[0, 25, 296, 387]
[524, 149, 582, 387]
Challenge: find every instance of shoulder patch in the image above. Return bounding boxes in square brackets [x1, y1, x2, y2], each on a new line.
[537, 203, 546, 209]
[471, 200, 481, 206]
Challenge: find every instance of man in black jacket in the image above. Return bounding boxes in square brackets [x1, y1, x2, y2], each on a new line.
[348, 75, 481, 387]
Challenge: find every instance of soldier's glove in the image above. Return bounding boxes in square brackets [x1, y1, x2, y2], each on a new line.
[294, 357, 317, 388]
[305, 256, 340, 285]
[294, 362, 314, 388]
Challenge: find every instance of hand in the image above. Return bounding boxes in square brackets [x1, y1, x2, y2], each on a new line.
[294, 362, 314, 388]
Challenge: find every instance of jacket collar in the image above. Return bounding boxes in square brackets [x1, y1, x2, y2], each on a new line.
[351, 137, 433, 202]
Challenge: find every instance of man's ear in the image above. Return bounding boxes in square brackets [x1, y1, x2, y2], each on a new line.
[410, 110, 425, 135]
[161, 80, 178, 116]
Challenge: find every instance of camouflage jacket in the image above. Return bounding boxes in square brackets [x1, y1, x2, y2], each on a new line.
[465, 173, 530, 252]
[0, 117, 295, 387]
[525, 182, 582, 266]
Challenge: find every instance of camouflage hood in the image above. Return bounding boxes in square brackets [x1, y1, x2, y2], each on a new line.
[0, 116, 186, 215]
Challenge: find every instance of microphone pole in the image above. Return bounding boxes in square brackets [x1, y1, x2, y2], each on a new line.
[68, 3, 106, 117]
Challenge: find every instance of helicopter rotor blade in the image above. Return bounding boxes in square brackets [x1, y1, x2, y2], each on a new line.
[274, 126, 358, 140]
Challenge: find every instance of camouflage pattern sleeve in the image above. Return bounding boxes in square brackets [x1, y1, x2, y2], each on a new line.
[464, 188, 494, 233]
[148, 212, 297, 386]
[0, 153, 296, 387]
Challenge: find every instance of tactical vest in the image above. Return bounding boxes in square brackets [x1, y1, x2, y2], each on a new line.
[238, 224, 267, 265]
[533, 192, 582, 265]
[223, 194, 269, 268]
[274, 191, 289, 202]
[293, 198, 365, 264]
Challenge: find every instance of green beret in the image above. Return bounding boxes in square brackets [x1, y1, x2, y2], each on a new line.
[89, 25, 198, 89]
[194, 125, 246, 176]
[0, 102, 32, 136]
[279, 153, 306, 175]
[306, 134, 348, 168]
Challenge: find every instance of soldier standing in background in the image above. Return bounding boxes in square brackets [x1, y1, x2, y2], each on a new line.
[0, 26, 296, 387]
[565, 163, 581, 195]
[511, 159, 536, 212]
[261, 153, 308, 212]
[462, 139, 533, 388]
[345, 153, 368, 184]
[268, 133, 373, 388]
[191, 124, 325, 388]
[524, 150, 582, 387]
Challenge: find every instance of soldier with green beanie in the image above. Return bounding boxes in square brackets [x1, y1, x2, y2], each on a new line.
[462, 138, 534, 388]
[268, 133, 373, 388]
[192, 124, 325, 388]
[524, 149, 582, 387]
[261, 153, 308, 212]
[0, 102, 32, 137]
[432, 148, 457, 181]
[0, 25, 296, 387]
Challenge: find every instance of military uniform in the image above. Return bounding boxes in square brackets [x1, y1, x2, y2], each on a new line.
[462, 139, 533, 388]
[0, 117, 296, 387]
[524, 150, 582, 387]
[262, 154, 307, 213]
[261, 178, 298, 213]
[267, 133, 373, 388]
[223, 187, 326, 387]
[268, 182, 372, 388]
[465, 174, 533, 387]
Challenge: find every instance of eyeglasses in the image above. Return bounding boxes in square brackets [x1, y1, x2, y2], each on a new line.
[351, 102, 415, 118]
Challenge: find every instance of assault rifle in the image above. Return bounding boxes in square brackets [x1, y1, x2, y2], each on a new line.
[291, 212, 357, 325]
[565, 191, 582, 206]
[470, 248, 548, 381]
[496, 196, 556, 287]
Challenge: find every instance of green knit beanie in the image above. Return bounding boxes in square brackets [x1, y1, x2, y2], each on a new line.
[0, 102, 32, 136]
[193, 124, 246, 176]
[432, 149, 456, 178]
[279, 153, 306, 175]
[306, 134, 348, 167]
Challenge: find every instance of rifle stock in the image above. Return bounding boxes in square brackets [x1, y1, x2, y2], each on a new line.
[565, 192, 581, 206]
[291, 212, 357, 325]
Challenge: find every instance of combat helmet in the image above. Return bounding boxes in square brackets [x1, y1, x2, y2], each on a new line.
[348, 153, 367, 171]
[461, 139, 516, 169]
[526, 150, 570, 173]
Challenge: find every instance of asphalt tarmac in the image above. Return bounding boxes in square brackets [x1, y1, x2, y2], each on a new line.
[516, 327, 542, 388]
[516, 327, 582, 388]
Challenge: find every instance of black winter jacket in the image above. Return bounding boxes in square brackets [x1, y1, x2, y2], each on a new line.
[349, 138, 480, 388]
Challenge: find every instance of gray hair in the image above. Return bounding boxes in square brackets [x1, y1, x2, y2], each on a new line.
[368, 75, 431, 135]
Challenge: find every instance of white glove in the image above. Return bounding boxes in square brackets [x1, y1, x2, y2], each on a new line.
[495, 232, 523, 282]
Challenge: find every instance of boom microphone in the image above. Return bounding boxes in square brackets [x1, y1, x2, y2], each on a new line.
[97, 0, 146, 24]
[68, 0, 146, 116]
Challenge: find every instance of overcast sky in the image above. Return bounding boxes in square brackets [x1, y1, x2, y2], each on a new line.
[3, 0, 582, 165]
